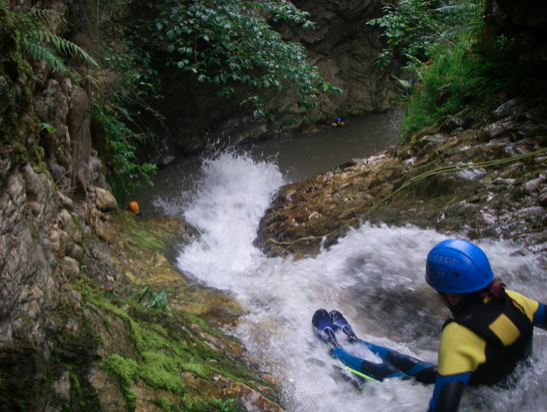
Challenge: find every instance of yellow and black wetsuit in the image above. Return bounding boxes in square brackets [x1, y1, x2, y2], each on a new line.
[428, 290, 547, 412]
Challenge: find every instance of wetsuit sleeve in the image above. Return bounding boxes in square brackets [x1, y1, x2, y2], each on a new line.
[427, 323, 484, 412]
[506, 290, 547, 330]
[427, 374, 469, 412]
[533, 303, 547, 330]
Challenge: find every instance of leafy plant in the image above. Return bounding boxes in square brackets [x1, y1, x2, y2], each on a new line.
[400, 41, 516, 138]
[10, 8, 99, 78]
[366, 0, 484, 68]
[91, 94, 157, 202]
[141, 0, 340, 116]
[366, 0, 447, 67]
[212, 397, 236, 412]
[368, 0, 516, 139]
[147, 290, 168, 311]
[136, 286, 168, 311]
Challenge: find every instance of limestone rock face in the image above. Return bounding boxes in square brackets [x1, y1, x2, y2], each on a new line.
[0, 1, 285, 410]
[285, 0, 395, 116]
[255, 95, 547, 258]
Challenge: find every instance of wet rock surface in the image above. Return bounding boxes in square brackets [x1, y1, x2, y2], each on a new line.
[255, 95, 547, 258]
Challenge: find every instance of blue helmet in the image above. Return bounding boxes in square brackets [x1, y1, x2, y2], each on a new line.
[425, 239, 493, 294]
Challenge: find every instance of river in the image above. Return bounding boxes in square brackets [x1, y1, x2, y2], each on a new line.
[136, 112, 547, 412]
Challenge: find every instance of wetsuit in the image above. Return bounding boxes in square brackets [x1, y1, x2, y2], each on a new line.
[331, 340, 437, 383]
[428, 290, 547, 412]
[328, 290, 547, 412]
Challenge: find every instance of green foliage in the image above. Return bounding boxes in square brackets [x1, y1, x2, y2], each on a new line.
[136, 286, 168, 311]
[435, 2, 483, 43]
[147, 290, 168, 311]
[211, 397, 236, 412]
[366, 0, 483, 66]
[400, 42, 516, 138]
[143, 0, 340, 116]
[368, 0, 516, 139]
[91, 95, 157, 202]
[90, 21, 164, 203]
[366, 0, 447, 67]
[10, 8, 98, 79]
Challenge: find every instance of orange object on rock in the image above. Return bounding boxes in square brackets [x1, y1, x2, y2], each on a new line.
[127, 201, 140, 214]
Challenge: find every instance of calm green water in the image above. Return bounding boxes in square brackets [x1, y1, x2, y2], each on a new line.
[132, 110, 402, 218]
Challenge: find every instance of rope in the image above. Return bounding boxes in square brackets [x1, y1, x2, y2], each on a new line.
[191, 223, 211, 249]
[268, 224, 349, 245]
[267, 147, 547, 245]
[370, 146, 547, 210]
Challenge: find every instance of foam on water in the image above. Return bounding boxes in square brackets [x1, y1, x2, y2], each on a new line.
[175, 152, 547, 412]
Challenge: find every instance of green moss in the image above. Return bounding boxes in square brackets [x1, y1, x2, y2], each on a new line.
[155, 397, 173, 411]
[181, 362, 209, 378]
[149, 323, 168, 337]
[103, 354, 139, 411]
[75, 214, 278, 411]
[140, 351, 185, 393]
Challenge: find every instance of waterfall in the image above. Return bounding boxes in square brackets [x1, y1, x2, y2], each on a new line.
[169, 152, 547, 411]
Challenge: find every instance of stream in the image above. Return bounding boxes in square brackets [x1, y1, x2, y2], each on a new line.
[136, 112, 547, 411]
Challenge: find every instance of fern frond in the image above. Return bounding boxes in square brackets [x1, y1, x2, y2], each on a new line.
[393, 77, 413, 90]
[30, 30, 99, 67]
[21, 37, 75, 78]
[402, 54, 427, 82]
[439, 20, 483, 42]
[436, 4, 480, 16]
[25, 8, 64, 26]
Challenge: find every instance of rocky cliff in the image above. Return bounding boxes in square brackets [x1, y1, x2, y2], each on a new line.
[0, 1, 284, 411]
[1, 0, 547, 411]
[255, 0, 547, 258]
[255, 94, 547, 258]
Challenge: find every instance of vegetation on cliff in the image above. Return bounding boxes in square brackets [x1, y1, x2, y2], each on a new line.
[92, 0, 339, 200]
[368, 0, 516, 139]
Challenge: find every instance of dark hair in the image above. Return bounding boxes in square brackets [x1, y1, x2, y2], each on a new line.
[465, 279, 528, 315]
[464, 279, 507, 303]
[480, 279, 507, 302]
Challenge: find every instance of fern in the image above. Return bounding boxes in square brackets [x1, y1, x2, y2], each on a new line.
[20, 38, 74, 77]
[435, 3, 480, 16]
[436, 3, 483, 43]
[31, 30, 99, 67]
[10, 7, 99, 77]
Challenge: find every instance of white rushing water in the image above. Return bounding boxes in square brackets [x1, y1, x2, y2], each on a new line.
[167, 152, 547, 412]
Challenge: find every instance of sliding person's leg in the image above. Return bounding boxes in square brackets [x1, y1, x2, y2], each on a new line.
[329, 310, 437, 384]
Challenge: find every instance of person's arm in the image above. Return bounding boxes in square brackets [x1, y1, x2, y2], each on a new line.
[506, 290, 547, 330]
[532, 302, 547, 330]
[427, 323, 485, 412]
[427, 373, 470, 412]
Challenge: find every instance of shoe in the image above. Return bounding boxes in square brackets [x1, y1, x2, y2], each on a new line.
[329, 310, 358, 343]
[312, 309, 339, 348]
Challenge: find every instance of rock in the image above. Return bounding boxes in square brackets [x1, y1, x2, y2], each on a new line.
[60, 256, 80, 280]
[255, 95, 547, 257]
[89, 186, 118, 213]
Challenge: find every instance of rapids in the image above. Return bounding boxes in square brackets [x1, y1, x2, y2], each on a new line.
[138, 111, 547, 411]
[167, 152, 547, 412]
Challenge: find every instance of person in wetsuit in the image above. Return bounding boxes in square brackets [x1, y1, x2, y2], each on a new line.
[312, 239, 547, 412]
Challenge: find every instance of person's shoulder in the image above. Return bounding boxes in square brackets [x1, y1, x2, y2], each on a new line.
[507, 289, 539, 320]
[506, 289, 535, 303]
